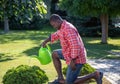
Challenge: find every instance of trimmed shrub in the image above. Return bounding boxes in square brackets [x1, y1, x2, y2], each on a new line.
[80, 63, 96, 76]
[3, 65, 48, 84]
[62, 63, 96, 76]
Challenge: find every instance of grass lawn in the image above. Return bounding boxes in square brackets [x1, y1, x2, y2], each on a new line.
[0, 27, 120, 84]
[83, 37, 120, 59]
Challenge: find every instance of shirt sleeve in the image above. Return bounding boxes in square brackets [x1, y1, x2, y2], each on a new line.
[51, 32, 59, 43]
[66, 28, 80, 59]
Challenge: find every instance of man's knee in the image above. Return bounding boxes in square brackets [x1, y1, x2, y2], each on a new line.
[52, 51, 59, 59]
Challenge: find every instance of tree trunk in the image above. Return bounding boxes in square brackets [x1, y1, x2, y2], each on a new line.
[4, 16, 9, 33]
[100, 14, 108, 44]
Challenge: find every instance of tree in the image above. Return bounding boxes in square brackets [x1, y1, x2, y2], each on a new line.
[0, 0, 47, 33]
[43, 0, 51, 19]
[60, 0, 120, 43]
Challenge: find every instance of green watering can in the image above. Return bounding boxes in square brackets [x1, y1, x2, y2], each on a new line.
[34, 45, 52, 65]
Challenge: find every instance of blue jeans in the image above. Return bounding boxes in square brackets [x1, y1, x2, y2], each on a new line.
[56, 49, 83, 84]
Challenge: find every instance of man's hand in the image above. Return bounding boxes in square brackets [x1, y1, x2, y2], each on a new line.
[70, 59, 76, 71]
[41, 41, 47, 47]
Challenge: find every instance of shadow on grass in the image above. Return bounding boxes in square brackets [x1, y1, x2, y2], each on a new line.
[0, 28, 54, 44]
[0, 53, 15, 62]
[23, 46, 40, 56]
[0, 58, 15, 62]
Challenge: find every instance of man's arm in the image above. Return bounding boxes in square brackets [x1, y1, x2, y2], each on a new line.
[41, 31, 59, 47]
[41, 35, 51, 47]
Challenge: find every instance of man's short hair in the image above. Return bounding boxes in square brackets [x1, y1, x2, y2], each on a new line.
[50, 14, 63, 22]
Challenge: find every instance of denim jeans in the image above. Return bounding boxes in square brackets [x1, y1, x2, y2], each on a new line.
[56, 49, 83, 84]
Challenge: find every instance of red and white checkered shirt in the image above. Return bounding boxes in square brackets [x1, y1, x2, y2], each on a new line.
[51, 20, 87, 65]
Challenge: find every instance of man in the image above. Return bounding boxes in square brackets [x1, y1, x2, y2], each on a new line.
[41, 14, 103, 84]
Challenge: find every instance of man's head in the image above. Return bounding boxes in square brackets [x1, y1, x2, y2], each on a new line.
[50, 14, 63, 30]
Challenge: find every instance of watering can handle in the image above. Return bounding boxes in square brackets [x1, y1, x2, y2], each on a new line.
[41, 44, 51, 53]
[46, 44, 51, 53]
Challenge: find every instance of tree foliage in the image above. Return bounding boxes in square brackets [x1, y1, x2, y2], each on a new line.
[0, 0, 47, 21]
[0, 0, 47, 32]
[60, 0, 120, 43]
[60, 0, 120, 17]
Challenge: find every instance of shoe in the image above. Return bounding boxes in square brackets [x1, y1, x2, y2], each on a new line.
[96, 72, 103, 84]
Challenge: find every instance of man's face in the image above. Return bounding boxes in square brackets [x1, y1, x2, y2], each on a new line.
[50, 21, 60, 30]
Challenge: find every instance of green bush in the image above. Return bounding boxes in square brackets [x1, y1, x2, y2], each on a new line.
[3, 65, 48, 84]
[80, 63, 96, 76]
[62, 63, 96, 76]
[109, 26, 120, 37]
[7, 15, 48, 30]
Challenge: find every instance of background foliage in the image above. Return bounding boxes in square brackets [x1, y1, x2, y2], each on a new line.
[0, 0, 47, 31]
[60, 0, 120, 17]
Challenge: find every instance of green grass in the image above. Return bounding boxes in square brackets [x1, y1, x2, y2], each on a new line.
[83, 37, 120, 59]
[0, 27, 65, 84]
[0, 26, 120, 84]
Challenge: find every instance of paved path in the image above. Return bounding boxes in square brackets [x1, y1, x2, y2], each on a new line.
[88, 59, 120, 84]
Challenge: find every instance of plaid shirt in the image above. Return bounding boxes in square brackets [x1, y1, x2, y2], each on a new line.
[51, 20, 87, 65]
